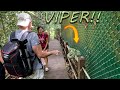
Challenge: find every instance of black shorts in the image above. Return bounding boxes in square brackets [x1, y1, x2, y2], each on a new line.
[42, 45, 49, 50]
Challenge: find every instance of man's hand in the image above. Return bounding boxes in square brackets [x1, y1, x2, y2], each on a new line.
[33, 44, 61, 58]
[51, 50, 61, 55]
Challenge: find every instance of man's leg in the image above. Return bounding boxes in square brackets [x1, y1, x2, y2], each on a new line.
[33, 69, 44, 79]
[24, 68, 44, 79]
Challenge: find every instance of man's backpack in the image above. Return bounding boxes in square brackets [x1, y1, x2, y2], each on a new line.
[1, 31, 33, 77]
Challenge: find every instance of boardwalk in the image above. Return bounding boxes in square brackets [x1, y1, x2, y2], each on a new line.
[44, 39, 69, 79]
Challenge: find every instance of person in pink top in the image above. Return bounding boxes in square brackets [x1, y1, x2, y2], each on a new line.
[37, 26, 49, 72]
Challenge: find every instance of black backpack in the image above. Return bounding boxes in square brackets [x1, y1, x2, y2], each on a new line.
[1, 31, 34, 77]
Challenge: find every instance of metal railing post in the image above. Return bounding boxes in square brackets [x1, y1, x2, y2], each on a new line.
[78, 56, 85, 79]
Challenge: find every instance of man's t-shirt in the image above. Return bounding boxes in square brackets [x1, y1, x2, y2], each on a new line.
[38, 32, 48, 49]
[11, 30, 43, 71]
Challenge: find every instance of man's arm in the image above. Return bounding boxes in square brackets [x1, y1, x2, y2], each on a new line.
[30, 32, 60, 60]
[32, 44, 59, 59]
[0, 50, 4, 64]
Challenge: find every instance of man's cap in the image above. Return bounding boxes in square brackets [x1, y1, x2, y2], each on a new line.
[17, 13, 32, 27]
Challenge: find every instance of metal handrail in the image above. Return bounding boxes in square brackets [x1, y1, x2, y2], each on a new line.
[67, 58, 78, 79]
[82, 67, 91, 79]
[60, 38, 90, 79]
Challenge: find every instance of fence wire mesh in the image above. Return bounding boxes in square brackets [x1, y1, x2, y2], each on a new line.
[61, 11, 120, 79]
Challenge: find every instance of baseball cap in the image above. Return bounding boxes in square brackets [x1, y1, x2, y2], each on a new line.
[17, 13, 32, 27]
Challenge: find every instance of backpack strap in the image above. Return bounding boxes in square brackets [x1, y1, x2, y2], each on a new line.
[19, 31, 33, 71]
[10, 31, 16, 42]
[19, 31, 31, 59]
[20, 31, 31, 41]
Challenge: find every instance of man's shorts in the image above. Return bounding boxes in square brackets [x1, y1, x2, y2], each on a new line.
[23, 68, 44, 79]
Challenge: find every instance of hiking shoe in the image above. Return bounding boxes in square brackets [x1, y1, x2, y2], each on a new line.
[45, 67, 49, 72]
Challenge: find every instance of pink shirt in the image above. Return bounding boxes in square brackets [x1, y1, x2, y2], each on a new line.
[38, 32, 48, 49]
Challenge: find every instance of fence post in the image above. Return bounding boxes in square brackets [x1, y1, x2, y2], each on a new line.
[65, 42, 69, 63]
[78, 56, 85, 79]
[65, 42, 68, 57]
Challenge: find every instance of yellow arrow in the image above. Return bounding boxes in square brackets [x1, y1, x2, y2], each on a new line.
[64, 24, 79, 43]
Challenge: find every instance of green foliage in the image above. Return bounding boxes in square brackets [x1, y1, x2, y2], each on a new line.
[0, 11, 18, 49]
[0, 11, 61, 49]
[67, 46, 81, 60]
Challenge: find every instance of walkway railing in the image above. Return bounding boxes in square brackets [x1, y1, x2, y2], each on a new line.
[59, 37, 90, 79]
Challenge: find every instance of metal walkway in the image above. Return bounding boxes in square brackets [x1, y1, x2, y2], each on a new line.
[44, 39, 69, 79]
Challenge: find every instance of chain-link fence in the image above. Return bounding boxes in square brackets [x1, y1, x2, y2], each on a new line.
[61, 11, 120, 79]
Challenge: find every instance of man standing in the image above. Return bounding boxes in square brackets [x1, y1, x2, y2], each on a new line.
[7, 12, 60, 79]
